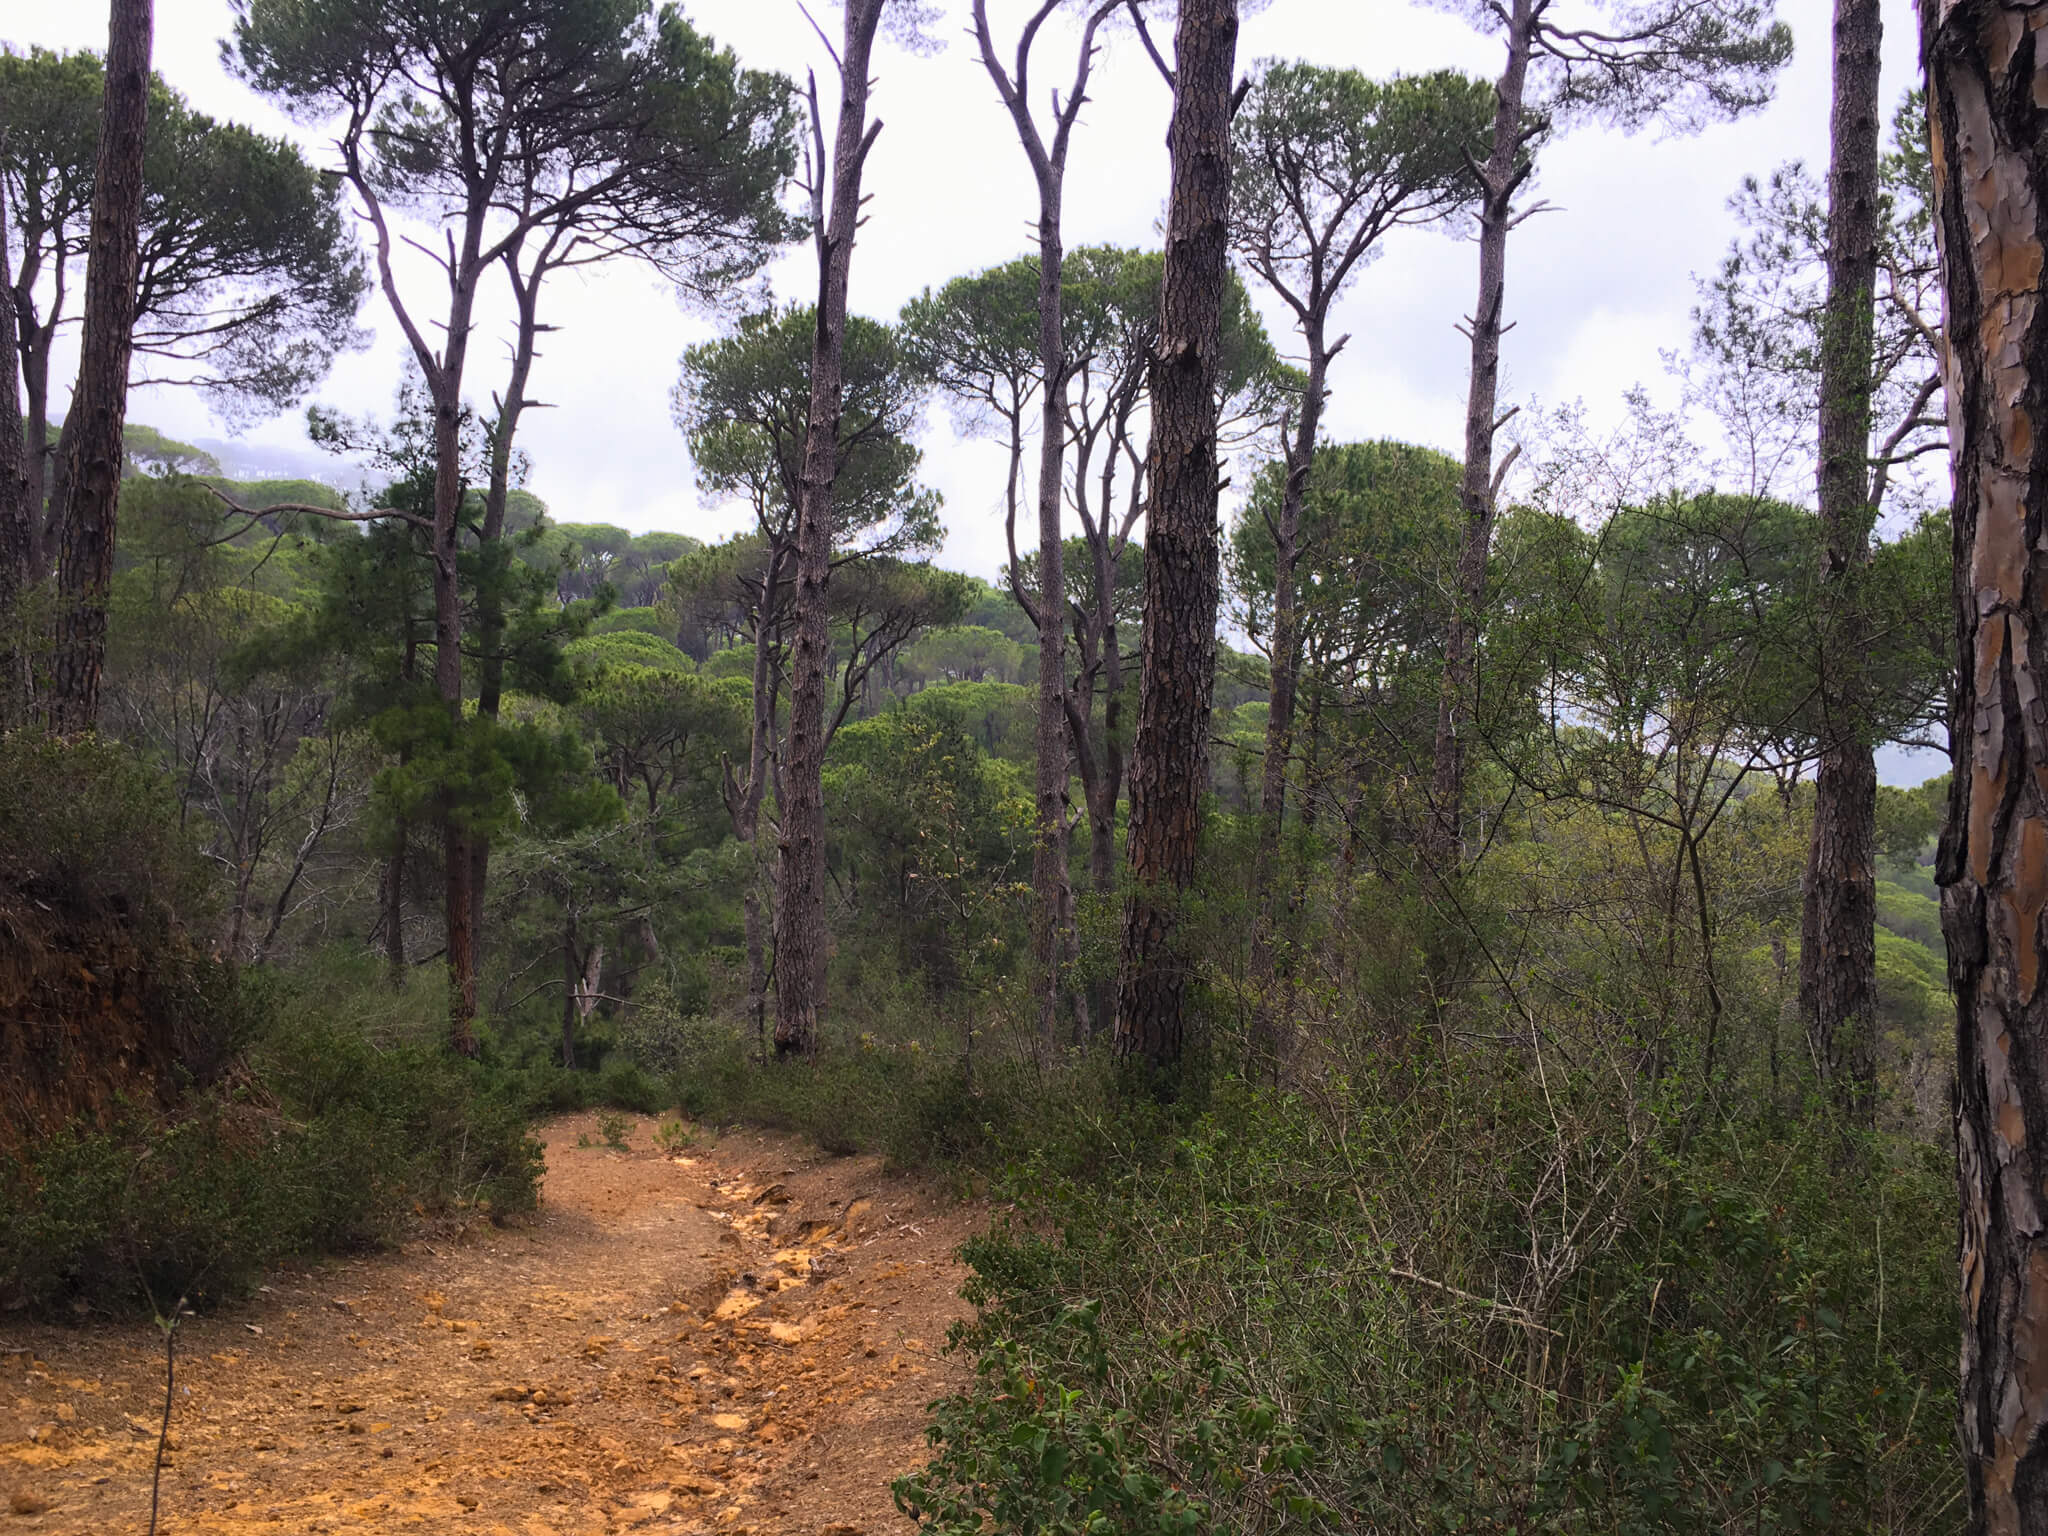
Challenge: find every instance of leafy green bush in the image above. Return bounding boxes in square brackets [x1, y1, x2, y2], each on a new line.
[899, 1074, 1960, 1534]
[896, 1301, 1314, 1535]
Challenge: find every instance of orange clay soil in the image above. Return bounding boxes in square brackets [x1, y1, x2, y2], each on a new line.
[0, 1111, 984, 1535]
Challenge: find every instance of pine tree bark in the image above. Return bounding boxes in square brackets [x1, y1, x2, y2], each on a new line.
[1428, 0, 1534, 871]
[1799, 0, 1884, 1116]
[0, 169, 33, 718]
[47, 0, 152, 736]
[1114, 0, 1239, 1088]
[1924, 0, 2048, 1522]
[1023, 109, 1076, 1052]
[774, 0, 888, 1058]
[432, 381, 477, 1050]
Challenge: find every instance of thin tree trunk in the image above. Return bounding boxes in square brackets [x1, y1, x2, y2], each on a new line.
[1025, 208, 1075, 1050]
[1798, 0, 1883, 1118]
[47, 0, 152, 735]
[433, 375, 477, 1050]
[1428, 0, 1534, 870]
[1114, 0, 1239, 1090]
[14, 233, 60, 571]
[340, 93, 489, 1055]
[774, 0, 887, 1058]
[383, 820, 407, 982]
[974, 0, 1115, 1046]
[1925, 1, 2048, 1522]
[1248, 339, 1326, 1063]
[0, 171, 33, 721]
[467, 240, 547, 968]
[425, 219, 488, 1052]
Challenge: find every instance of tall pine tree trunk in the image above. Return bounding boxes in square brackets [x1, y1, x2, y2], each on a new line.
[1025, 198, 1075, 1050]
[1924, 0, 2048, 1522]
[0, 171, 33, 721]
[774, 0, 888, 1058]
[467, 250, 545, 969]
[1428, 0, 1533, 870]
[431, 385, 477, 1051]
[422, 206, 486, 1051]
[1248, 339, 1326, 1062]
[973, 0, 1117, 1046]
[1114, 0, 1239, 1089]
[47, 0, 152, 735]
[1799, 0, 1884, 1116]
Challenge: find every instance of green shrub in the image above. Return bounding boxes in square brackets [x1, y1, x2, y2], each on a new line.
[899, 1074, 1960, 1534]
[0, 956, 542, 1313]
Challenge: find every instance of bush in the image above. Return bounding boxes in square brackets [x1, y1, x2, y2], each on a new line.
[0, 954, 543, 1313]
[899, 1072, 1960, 1534]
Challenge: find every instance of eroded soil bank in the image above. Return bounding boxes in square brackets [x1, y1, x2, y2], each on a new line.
[2, 1112, 979, 1535]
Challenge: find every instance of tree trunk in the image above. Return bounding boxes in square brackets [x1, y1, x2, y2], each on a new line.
[1025, 187, 1075, 1051]
[13, 225, 61, 572]
[423, 187, 489, 1052]
[974, 0, 1117, 1048]
[467, 249, 544, 971]
[1114, 0, 1239, 1090]
[1798, 0, 1884, 1117]
[1924, 1, 2048, 1524]
[773, 0, 887, 1058]
[1247, 338, 1326, 1063]
[432, 379, 477, 1051]
[47, 0, 152, 736]
[0, 172, 33, 721]
[382, 822, 407, 982]
[1427, 0, 1534, 870]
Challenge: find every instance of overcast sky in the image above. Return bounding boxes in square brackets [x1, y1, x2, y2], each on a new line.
[13, 0, 1928, 581]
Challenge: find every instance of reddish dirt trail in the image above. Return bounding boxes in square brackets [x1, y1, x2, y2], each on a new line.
[1, 1113, 980, 1535]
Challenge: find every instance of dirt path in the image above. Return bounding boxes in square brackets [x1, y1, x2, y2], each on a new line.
[1, 1112, 981, 1535]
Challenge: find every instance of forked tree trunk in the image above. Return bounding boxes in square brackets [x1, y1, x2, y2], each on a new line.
[1799, 0, 1884, 1116]
[1924, 0, 2048, 1523]
[973, 0, 1116, 1047]
[1428, 0, 1534, 870]
[339, 84, 487, 1055]
[774, 0, 888, 1058]
[1114, 0, 1239, 1088]
[47, 0, 152, 735]
[468, 244, 546, 968]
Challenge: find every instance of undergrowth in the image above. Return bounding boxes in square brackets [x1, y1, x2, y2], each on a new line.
[893, 1068, 1961, 1534]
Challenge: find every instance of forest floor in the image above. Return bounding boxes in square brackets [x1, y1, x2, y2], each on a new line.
[0, 1111, 982, 1535]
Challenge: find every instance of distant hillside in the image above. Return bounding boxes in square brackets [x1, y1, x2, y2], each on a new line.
[190, 432, 370, 492]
